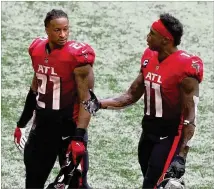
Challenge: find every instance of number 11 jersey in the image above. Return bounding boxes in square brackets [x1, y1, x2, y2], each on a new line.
[141, 48, 203, 121]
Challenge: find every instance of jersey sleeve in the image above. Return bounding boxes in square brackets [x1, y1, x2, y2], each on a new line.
[140, 48, 152, 72]
[183, 56, 204, 83]
[28, 37, 46, 56]
[71, 42, 96, 67]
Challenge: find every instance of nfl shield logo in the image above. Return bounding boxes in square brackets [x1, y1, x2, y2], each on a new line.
[45, 57, 48, 63]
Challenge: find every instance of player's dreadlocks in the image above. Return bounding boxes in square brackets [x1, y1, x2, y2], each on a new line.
[160, 13, 183, 46]
[44, 9, 68, 27]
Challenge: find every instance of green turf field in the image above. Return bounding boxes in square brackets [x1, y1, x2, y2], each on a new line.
[1, 1, 214, 188]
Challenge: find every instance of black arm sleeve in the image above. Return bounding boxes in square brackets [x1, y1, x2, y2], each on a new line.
[17, 88, 37, 128]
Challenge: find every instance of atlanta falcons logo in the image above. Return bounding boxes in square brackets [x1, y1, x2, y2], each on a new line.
[192, 60, 200, 73]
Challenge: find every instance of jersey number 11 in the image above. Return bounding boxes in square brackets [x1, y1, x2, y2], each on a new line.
[144, 80, 163, 117]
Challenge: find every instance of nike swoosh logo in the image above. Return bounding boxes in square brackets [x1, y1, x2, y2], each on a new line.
[62, 136, 70, 140]
[58, 174, 64, 182]
[76, 142, 81, 147]
[160, 136, 168, 140]
[192, 60, 199, 64]
[82, 49, 87, 54]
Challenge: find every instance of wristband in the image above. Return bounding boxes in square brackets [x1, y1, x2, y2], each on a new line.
[73, 128, 86, 142]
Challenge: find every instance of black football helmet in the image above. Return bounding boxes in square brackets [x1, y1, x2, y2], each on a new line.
[157, 177, 185, 189]
[46, 153, 82, 189]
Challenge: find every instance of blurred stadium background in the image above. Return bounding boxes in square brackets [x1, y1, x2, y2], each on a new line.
[1, 1, 214, 188]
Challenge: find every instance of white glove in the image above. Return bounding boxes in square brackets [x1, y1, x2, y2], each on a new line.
[14, 127, 27, 153]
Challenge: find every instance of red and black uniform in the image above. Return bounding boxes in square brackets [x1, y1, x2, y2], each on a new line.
[138, 48, 203, 188]
[24, 37, 95, 188]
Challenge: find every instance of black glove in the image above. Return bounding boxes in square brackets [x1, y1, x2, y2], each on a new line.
[82, 89, 101, 116]
[166, 155, 186, 179]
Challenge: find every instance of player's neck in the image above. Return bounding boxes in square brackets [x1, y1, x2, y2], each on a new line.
[158, 46, 178, 62]
[48, 42, 64, 52]
[46, 43, 52, 54]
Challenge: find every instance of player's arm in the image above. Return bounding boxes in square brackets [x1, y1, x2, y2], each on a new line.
[166, 77, 199, 179]
[74, 64, 94, 129]
[17, 35, 40, 128]
[31, 73, 38, 92]
[17, 73, 38, 128]
[67, 64, 93, 163]
[100, 72, 145, 109]
[179, 76, 199, 158]
[14, 73, 38, 151]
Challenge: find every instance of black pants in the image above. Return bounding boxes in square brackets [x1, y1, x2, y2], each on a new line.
[24, 108, 90, 189]
[138, 131, 182, 189]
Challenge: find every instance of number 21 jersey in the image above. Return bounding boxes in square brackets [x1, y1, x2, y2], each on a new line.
[29, 37, 95, 112]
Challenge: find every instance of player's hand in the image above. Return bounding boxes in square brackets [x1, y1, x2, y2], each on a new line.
[67, 128, 86, 165]
[14, 127, 27, 153]
[82, 89, 101, 116]
[166, 155, 186, 178]
[67, 141, 85, 165]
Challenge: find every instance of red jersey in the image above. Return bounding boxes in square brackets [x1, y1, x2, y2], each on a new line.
[141, 48, 203, 121]
[29, 37, 95, 120]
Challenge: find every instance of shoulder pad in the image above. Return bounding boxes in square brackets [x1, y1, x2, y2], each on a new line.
[141, 48, 156, 69]
[29, 37, 47, 56]
[68, 41, 95, 66]
[180, 52, 204, 83]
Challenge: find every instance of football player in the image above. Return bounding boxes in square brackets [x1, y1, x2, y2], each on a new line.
[83, 13, 203, 188]
[14, 9, 95, 189]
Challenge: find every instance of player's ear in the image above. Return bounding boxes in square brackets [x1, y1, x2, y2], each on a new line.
[162, 37, 168, 45]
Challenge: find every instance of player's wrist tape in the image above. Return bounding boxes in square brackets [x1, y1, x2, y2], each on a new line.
[73, 128, 86, 142]
[17, 88, 37, 128]
[183, 120, 196, 127]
